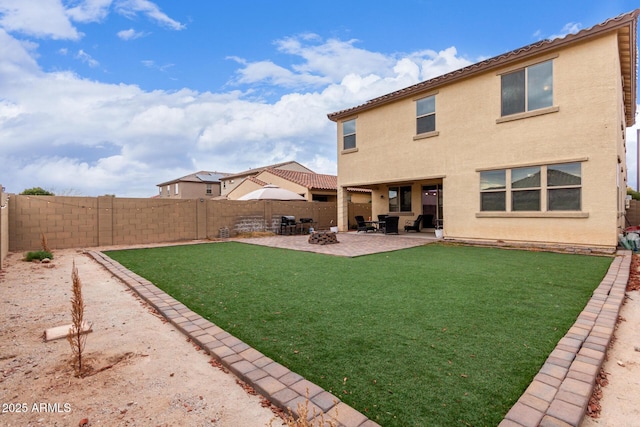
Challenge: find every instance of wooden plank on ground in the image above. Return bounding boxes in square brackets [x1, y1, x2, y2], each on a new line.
[44, 321, 93, 342]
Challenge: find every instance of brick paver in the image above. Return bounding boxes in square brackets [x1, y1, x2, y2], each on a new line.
[499, 250, 631, 427]
[87, 240, 631, 427]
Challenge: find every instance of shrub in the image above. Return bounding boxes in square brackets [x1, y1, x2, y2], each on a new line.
[25, 250, 53, 262]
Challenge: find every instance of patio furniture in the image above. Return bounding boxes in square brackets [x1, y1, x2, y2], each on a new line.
[377, 215, 387, 233]
[298, 217, 315, 233]
[384, 216, 399, 234]
[404, 214, 427, 232]
[355, 215, 376, 233]
[280, 216, 297, 235]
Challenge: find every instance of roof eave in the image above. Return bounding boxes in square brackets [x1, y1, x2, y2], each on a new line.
[327, 9, 639, 125]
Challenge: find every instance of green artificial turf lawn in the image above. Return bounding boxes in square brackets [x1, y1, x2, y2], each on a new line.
[105, 243, 612, 426]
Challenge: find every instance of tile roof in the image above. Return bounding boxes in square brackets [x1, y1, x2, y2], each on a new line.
[220, 161, 314, 180]
[263, 168, 337, 190]
[328, 9, 638, 127]
[157, 171, 231, 186]
[245, 176, 268, 187]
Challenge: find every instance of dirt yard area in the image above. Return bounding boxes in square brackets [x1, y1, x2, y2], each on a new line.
[0, 248, 277, 427]
[582, 254, 640, 427]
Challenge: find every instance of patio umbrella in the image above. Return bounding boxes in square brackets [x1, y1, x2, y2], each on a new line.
[237, 184, 306, 201]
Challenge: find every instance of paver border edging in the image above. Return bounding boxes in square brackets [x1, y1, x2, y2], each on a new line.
[499, 250, 631, 427]
[86, 250, 381, 427]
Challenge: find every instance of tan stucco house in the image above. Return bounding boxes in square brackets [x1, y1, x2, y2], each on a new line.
[219, 161, 314, 197]
[156, 171, 230, 199]
[329, 10, 638, 251]
[226, 167, 372, 203]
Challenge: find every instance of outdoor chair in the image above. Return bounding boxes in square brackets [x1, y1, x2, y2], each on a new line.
[355, 215, 376, 233]
[404, 215, 423, 232]
[404, 214, 428, 232]
[384, 216, 399, 234]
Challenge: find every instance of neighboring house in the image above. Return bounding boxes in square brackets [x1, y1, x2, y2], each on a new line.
[219, 161, 314, 196]
[226, 168, 372, 203]
[156, 171, 230, 199]
[328, 10, 638, 251]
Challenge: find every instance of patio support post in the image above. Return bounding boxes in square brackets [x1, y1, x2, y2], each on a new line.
[337, 186, 349, 232]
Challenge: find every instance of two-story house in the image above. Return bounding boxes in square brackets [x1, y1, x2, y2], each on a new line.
[156, 171, 230, 199]
[328, 10, 638, 251]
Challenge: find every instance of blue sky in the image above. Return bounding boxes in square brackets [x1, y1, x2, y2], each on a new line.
[1, 0, 639, 196]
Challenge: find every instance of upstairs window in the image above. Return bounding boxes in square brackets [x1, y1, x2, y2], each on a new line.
[416, 95, 436, 134]
[501, 60, 553, 116]
[343, 119, 356, 150]
[206, 184, 212, 195]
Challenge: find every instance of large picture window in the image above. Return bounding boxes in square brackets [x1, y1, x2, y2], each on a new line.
[389, 186, 412, 212]
[501, 60, 553, 116]
[416, 96, 435, 134]
[342, 119, 356, 150]
[480, 162, 581, 212]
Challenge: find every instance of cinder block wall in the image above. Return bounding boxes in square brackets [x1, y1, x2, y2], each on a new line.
[626, 199, 640, 227]
[7, 195, 356, 252]
[9, 195, 99, 251]
[0, 185, 9, 267]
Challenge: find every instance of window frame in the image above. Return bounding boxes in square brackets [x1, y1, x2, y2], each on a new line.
[547, 163, 582, 211]
[480, 170, 506, 212]
[511, 166, 541, 211]
[389, 185, 412, 213]
[342, 119, 356, 151]
[479, 162, 583, 215]
[416, 95, 436, 135]
[501, 59, 553, 117]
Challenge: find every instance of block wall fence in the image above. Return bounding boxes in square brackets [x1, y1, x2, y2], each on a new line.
[0, 185, 8, 267]
[0, 194, 372, 260]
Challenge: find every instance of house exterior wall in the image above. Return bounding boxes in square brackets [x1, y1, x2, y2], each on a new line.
[157, 181, 221, 199]
[252, 171, 309, 199]
[226, 179, 264, 200]
[220, 162, 314, 196]
[336, 32, 628, 250]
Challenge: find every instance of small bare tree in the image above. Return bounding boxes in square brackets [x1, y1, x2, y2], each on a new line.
[40, 232, 50, 253]
[67, 260, 88, 377]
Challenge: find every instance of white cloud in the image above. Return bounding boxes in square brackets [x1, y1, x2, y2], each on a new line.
[0, 28, 474, 196]
[76, 49, 99, 67]
[548, 22, 582, 40]
[0, 0, 81, 39]
[117, 28, 146, 40]
[114, 0, 185, 31]
[66, 0, 113, 23]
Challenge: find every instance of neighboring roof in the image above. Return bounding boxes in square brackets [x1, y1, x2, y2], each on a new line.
[219, 161, 314, 180]
[245, 176, 268, 187]
[328, 9, 639, 127]
[157, 171, 231, 187]
[262, 168, 337, 190]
